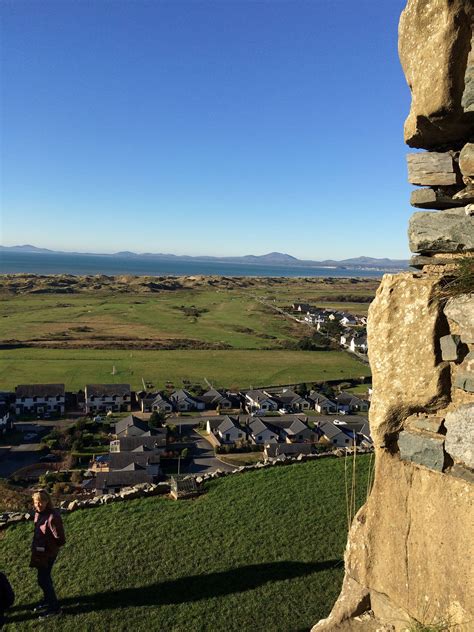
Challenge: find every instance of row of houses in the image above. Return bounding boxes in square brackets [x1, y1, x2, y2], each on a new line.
[7, 383, 370, 418]
[207, 413, 373, 449]
[292, 304, 367, 329]
[90, 415, 167, 495]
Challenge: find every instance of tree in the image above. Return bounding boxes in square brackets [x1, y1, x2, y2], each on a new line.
[149, 411, 166, 428]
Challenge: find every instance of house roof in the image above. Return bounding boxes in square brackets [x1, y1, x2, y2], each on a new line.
[170, 389, 199, 403]
[335, 392, 366, 406]
[274, 390, 304, 404]
[95, 470, 154, 490]
[113, 434, 166, 451]
[115, 415, 150, 436]
[246, 390, 277, 405]
[216, 416, 241, 434]
[307, 392, 336, 407]
[200, 389, 230, 404]
[109, 452, 161, 469]
[248, 418, 270, 435]
[86, 384, 131, 397]
[265, 442, 312, 457]
[15, 384, 65, 398]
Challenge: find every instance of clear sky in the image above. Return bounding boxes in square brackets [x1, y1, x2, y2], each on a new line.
[1, 0, 412, 260]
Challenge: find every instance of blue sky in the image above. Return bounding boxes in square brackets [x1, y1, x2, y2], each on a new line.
[1, 0, 412, 260]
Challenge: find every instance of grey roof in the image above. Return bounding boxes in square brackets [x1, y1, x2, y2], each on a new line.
[246, 390, 277, 404]
[216, 415, 243, 434]
[248, 418, 271, 435]
[95, 470, 154, 490]
[200, 389, 231, 405]
[307, 392, 336, 407]
[86, 384, 131, 397]
[109, 452, 161, 469]
[115, 415, 150, 436]
[335, 392, 367, 406]
[15, 384, 65, 398]
[113, 433, 166, 451]
[265, 443, 312, 457]
[170, 389, 200, 404]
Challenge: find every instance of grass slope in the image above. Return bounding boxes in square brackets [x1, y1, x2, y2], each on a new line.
[1, 457, 371, 632]
[0, 348, 370, 391]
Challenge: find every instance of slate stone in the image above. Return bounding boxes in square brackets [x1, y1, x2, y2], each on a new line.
[398, 430, 445, 471]
[410, 188, 471, 210]
[410, 255, 458, 269]
[454, 374, 474, 392]
[444, 404, 474, 469]
[406, 152, 459, 186]
[406, 414, 443, 433]
[440, 335, 461, 361]
[448, 464, 474, 484]
[459, 143, 474, 178]
[408, 208, 474, 254]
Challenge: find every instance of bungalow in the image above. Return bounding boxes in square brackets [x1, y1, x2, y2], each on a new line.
[291, 303, 311, 313]
[94, 468, 155, 495]
[307, 392, 337, 414]
[199, 388, 233, 410]
[247, 418, 278, 445]
[110, 433, 167, 453]
[115, 415, 162, 438]
[169, 389, 205, 412]
[139, 392, 173, 414]
[273, 389, 310, 412]
[335, 392, 370, 414]
[109, 452, 161, 476]
[245, 390, 278, 413]
[266, 417, 317, 443]
[339, 314, 358, 327]
[315, 420, 354, 447]
[15, 384, 65, 417]
[349, 334, 368, 354]
[85, 384, 131, 414]
[213, 416, 246, 444]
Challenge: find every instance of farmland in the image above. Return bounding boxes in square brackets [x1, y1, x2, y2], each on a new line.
[0, 274, 376, 388]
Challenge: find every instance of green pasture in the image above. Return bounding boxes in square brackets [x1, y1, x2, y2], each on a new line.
[1, 456, 371, 632]
[0, 348, 371, 390]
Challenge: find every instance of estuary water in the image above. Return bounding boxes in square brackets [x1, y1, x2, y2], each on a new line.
[0, 251, 387, 278]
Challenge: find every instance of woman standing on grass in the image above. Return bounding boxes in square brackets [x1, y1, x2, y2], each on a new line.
[30, 490, 66, 620]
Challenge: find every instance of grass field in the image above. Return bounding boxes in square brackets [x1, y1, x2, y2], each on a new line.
[0, 348, 371, 390]
[1, 456, 371, 632]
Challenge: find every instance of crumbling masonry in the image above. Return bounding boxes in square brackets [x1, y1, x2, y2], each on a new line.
[313, 1, 473, 630]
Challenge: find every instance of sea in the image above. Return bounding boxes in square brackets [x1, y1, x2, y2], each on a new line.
[0, 251, 388, 278]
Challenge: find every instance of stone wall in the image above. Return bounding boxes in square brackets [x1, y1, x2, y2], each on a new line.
[313, 2, 473, 630]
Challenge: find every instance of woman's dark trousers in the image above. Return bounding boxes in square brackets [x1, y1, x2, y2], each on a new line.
[37, 558, 59, 611]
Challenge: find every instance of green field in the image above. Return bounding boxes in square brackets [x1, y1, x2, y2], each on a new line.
[0, 348, 371, 390]
[1, 456, 371, 632]
[0, 276, 375, 390]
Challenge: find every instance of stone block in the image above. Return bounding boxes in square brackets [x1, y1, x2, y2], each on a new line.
[398, 430, 445, 471]
[408, 208, 474, 254]
[405, 413, 443, 433]
[459, 143, 474, 178]
[444, 404, 474, 468]
[444, 295, 474, 332]
[370, 589, 413, 632]
[399, 0, 473, 148]
[454, 374, 474, 392]
[440, 334, 461, 361]
[410, 188, 471, 210]
[448, 464, 474, 483]
[406, 153, 459, 186]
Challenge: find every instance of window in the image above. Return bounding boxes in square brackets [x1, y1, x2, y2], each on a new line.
[257, 436, 262, 441]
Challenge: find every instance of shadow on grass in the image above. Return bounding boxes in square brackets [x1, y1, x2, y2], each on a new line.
[9, 559, 342, 624]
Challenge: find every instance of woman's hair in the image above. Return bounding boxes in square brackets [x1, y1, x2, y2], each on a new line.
[32, 489, 54, 511]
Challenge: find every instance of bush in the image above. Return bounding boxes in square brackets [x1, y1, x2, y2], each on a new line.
[180, 448, 189, 458]
[150, 411, 166, 428]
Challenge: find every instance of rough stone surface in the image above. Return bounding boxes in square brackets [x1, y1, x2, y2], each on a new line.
[367, 273, 450, 446]
[408, 208, 474, 253]
[410, 187, 472, 209]
[310, 575, 370, 631]
[343, 454, 474, 630]
[444, 404, 474, 468]
[440, 334, 461, 361]
[406, 152, 459, 186]
[398, 430, 445, 471]
[444, 294, 474, 333]
[370, 590, 413, 632]
[454, 351, 474, 392]
[399, 0, 474, 148]
[405, 413, 443, 433]
[459, 142, 474, 177]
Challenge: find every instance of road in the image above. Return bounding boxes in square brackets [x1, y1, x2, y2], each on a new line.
[185, 430, 235, 474]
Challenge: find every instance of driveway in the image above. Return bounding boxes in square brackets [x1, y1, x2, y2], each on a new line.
[185, 430, 235, 474]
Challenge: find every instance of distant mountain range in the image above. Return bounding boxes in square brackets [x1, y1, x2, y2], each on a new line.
[0, 245, 409, 270]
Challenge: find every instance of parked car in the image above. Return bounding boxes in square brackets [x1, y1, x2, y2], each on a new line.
[39, 454, 60, 462]
[23, 432, 38, 441]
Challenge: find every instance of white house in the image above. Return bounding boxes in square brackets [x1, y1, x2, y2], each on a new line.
[169, 389, 205, 412]
[15, 384, 65, 416]
[214, 416, 246, 444]
[245, 390, 278, 413]
[247, 418, 278, 445]
[139, 392, 173, 414]
[85, 384, 131, 414]
[308, 392, 337, 414]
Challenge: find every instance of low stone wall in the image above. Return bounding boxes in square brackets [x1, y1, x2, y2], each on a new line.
[0, 446, 373, 530]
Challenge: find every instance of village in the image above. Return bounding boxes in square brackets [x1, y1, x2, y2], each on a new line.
[0, 376, 372, 499]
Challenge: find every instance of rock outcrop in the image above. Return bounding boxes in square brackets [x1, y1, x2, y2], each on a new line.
[313, 2, 474, 630]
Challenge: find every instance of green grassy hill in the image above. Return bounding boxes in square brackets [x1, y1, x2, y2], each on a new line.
[1, 457, 371, 631]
